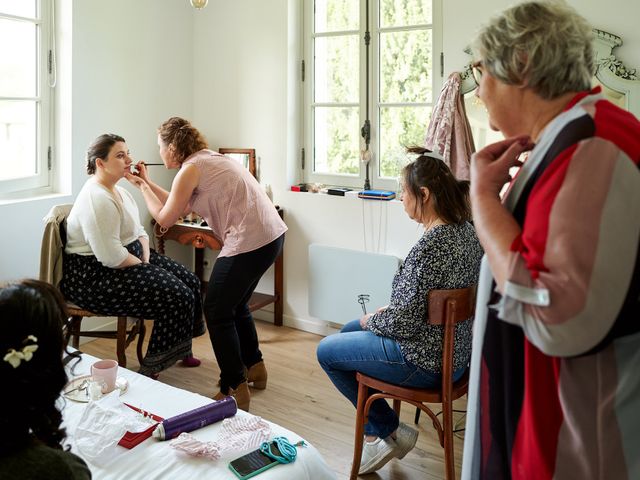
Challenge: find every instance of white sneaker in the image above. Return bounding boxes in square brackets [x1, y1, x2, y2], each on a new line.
[393, 422, 419, 459]
[358, 436, 398, 474]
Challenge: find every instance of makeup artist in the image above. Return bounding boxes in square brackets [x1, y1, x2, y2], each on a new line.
[126, 117, 286, 412]
[61, 133, 205, 378]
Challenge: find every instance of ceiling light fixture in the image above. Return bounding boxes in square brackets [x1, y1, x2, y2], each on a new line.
[190, 0, 208, 9]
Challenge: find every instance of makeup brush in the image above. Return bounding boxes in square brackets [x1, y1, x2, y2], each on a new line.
[129, 163, 164, 174]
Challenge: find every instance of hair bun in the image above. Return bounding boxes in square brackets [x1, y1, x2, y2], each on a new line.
[406, 145, 444, 161]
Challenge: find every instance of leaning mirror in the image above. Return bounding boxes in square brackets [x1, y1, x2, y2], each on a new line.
[218, 148, 257, 179]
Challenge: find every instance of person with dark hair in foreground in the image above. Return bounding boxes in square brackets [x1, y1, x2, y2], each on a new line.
[0, 279, 91, 479]
[317, 148, 483, 475]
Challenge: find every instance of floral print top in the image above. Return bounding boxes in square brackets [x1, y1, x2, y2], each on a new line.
[366, 221, 483, 373]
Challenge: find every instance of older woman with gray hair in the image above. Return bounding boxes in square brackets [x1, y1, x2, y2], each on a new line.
[462, 1, 640, 479]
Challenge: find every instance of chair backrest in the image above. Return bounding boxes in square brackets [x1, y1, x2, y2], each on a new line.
[427, 286, 476, 326]
[39, 204, 73, 287]
[427, 285, 477, 395]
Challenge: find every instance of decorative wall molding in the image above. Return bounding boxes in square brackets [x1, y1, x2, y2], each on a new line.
[458, 29, 640, 115]
[593, 29, 638, 81]
[592, 29, 640, 114]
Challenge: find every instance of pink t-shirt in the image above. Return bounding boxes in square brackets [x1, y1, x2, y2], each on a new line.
[183, 150, 287, 258]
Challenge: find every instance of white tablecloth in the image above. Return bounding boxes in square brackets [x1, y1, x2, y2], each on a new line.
[61, 353, 336, 480]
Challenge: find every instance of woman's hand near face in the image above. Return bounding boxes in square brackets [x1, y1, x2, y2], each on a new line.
[124, 172, 149, 192]
[134, 161, 150, 182]
[470, 136, 533, 199]
[470, 136, 532, 291]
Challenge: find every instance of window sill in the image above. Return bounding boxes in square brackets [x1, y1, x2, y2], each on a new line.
[0, 190, 72, 207]
[284, 188, 402, 204]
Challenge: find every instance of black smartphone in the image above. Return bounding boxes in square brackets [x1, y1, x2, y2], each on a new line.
[228, 442, 281, 479]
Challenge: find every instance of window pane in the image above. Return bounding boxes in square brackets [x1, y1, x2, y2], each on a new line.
[0, 0, 36, 18]
[314, 35, 359, 103]
[380, 29, 431, 103]
[379, 106, 431, 178]
[0, 19, 37, 97]
[380, 0, 431, 27]
[0, 100, 37, 181]
[314, 0, 358, 33]
[314, 106, 359, 175]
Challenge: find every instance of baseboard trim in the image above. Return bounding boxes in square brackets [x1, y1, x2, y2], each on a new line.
[253, 310, 333, 336]
[87, 311, 334, 346]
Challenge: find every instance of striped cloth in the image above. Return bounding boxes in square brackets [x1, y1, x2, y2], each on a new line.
[463, 88, 640, 480]
[170, 415, 272, 459]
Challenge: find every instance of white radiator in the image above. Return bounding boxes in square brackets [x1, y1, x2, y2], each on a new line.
[308, 244, 400, 325]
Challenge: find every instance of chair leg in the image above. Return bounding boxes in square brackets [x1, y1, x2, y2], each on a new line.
[116, 317, 128, 367]
[136, 319, 146, 367]
[63, 318, 73, 349]
[350, 381, 369, 480]
[442, 398, 455, 480]
[69, 315, 82, 349]
[414, 407, 421, 424]
[393, 399, 401, 417]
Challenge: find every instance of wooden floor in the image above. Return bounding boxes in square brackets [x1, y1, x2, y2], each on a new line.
[80, 319, 466, 480]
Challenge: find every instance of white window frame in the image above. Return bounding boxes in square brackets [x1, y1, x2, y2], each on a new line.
[303, 0, 442, 191]
[0, 0, 54, 198]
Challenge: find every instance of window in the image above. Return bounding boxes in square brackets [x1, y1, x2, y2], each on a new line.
[0, 0, 54, 197]
[303, 0, 442, 190]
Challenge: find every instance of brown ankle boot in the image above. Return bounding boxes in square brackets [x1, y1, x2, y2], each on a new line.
[247, 361, 267, 389]
[214, 381, 250, 411]
[217, 366, 248, 388]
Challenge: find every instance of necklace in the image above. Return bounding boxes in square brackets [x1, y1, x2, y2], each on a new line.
[423, 218, 446, 231]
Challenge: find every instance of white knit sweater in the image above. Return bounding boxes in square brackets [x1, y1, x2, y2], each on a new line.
[65, 178, 148, 268]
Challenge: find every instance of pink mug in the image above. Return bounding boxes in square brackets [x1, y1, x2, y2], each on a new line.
[90, 359, 118, 393]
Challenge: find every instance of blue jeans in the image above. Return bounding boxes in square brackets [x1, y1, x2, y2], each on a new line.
[317, 320, 464, 439]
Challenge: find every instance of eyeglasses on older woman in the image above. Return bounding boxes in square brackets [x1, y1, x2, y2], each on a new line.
[471, 61, 483, 86]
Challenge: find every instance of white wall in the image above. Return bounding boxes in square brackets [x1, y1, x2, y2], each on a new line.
[0, 0, 193, 282]
[443, 0, 640, 72]
[1, 0, 638, 336]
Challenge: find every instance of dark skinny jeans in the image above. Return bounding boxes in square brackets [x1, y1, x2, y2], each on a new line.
[204, 234, 284, 391]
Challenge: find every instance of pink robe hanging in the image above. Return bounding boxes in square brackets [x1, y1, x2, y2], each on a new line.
[424, 72, 475, 180]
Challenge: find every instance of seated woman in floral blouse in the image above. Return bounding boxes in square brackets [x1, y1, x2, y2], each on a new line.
[317, 147, 483, 475]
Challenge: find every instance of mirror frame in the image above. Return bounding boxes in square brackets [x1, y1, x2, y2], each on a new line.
[592, 29, 639, 115]
[218, 148, 257, 179]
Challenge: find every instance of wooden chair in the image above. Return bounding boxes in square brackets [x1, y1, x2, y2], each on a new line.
[349, 285, 477, 480]
[40, 204, 147, 368]
[64, 304, 146, 368]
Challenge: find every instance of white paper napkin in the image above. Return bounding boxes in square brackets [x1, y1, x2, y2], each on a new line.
[74, 391, 157, 466]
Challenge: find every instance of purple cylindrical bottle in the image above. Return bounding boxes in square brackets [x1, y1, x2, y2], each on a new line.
[152, 396, 237, 440]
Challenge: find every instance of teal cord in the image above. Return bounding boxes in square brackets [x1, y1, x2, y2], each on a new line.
[260, 437, 307, 464]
